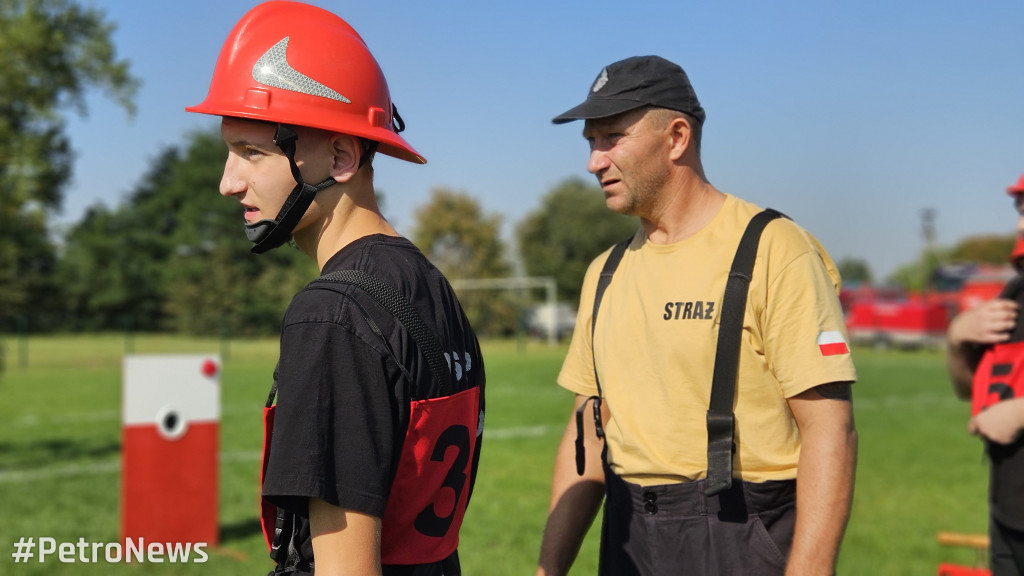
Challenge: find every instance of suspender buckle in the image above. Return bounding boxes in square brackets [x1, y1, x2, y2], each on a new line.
[574, 395, 604, 476]
[705, 409, 736, 496]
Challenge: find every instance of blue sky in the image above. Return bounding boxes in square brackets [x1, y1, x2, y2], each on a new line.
[61, 0, 1024, 280]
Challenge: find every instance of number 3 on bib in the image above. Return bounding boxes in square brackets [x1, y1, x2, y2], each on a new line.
[380, 387, 480, 564]
[414, 424, 470, 537]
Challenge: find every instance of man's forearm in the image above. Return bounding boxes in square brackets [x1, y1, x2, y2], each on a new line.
[946, 339, 981, 401]
[786, 386, 857, 576]
[787, 428, 856, 575]
[536, 475, 604, 576]
[537, 399, 607, 576]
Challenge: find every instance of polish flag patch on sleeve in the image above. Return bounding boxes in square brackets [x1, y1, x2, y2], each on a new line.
[817, 331, 850, 356]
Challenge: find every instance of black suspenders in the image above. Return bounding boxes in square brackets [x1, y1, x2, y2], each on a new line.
[574, 238, 629, 475]
[575, 209, 784, 496]
[704, 208, 782, 494]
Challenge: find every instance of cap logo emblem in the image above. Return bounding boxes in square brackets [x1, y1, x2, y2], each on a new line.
[252, 37, 351, 103]
[591, 68, 609, 93]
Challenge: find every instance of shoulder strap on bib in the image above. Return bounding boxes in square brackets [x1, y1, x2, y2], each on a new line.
[313, 269, 454, 399]
[265, 269, 454, 405]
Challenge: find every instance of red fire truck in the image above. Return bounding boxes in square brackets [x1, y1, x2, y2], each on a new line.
[843, 264, 1014, 349]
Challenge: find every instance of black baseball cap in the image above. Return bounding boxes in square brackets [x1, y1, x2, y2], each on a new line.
[552, 55, 705, 125]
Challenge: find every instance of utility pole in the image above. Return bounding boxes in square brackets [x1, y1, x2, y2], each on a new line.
[921, 208, 938, 290]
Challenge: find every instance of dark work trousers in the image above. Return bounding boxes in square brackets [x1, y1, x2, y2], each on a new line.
[990, 516, 1024, 576]
[599, 466, 797, 576]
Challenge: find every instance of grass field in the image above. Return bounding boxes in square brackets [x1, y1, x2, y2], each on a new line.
[0, 335, 992, 575]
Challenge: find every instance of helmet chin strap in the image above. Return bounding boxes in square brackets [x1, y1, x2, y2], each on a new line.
[246, 124, 336, 254]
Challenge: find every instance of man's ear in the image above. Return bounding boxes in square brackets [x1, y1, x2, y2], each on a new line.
[667, 116, 693, 162]
[329, 133, 362, 182]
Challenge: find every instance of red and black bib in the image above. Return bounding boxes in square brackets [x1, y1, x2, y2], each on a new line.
[972, 341, 1024, 417]
[972, 276, 1024, 417]
[260, 269, 483, 566]
[379, 386, 480, 563]
[261, 388, 480, 562]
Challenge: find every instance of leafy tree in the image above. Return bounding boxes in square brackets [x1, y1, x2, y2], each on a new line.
[58, 128, 316, 335]
[145, 129, 316, 335]
[0, 206, 58, 330]
[887, 233, 1017, 292]
[411, 188, 516, 336]
[887, 247, 947, 292]
[58, 147, 182, 331]
[947, 234, 1016, 265]
[411, 188, 509, 278]
[59, 205, 152, 331]
[0, 0, 138, 329]
[516, 176, 637, 306]
[836, 258, 872, 285]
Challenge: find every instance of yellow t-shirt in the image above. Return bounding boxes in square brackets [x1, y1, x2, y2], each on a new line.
[558, 194, 857, 485]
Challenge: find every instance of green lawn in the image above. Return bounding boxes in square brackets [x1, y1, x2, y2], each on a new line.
[0, 335, 990, 574]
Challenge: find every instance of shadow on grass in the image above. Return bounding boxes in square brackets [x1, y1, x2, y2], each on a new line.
[0, 438, 121, 469]
[216, 516, 265, 564]
[221, 516, 262, 543]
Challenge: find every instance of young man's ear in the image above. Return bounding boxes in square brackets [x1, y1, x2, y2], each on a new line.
[328, 133, 363, 181]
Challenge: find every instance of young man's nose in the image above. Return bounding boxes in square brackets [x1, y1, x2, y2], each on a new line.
[219, 154, 247, 197]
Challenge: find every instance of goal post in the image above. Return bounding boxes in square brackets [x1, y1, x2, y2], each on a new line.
[449, 276, 559, 345]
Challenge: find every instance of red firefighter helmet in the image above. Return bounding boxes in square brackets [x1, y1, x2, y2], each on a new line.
[1010, 237, 1024, 264]
[1006, 174, 1024, 196]
[187, 1, 424, 164]
[1006, 176, 1024, 266]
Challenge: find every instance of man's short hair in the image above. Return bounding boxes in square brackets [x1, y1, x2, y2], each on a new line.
[646, 107, 702, 154]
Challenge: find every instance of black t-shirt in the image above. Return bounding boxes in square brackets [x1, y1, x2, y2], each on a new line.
[262, 234, 485, 574]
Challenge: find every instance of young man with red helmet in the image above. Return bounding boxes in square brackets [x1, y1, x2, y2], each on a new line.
[947, 175, 1024, 575]
[187, 3, 484, 575]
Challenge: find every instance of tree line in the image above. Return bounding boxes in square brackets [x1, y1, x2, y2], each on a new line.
[5, 126, 637, 337]
[1, 0, 136, 332]
[0, 0, 638, 338]
[2, 0, 1016, 338]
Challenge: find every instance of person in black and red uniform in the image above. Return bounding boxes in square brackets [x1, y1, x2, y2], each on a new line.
[947, 174, 1024, 575]
[186, 3, 484, 574]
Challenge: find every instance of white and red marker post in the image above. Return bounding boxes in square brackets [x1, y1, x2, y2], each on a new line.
[121, 355, 220, 546]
